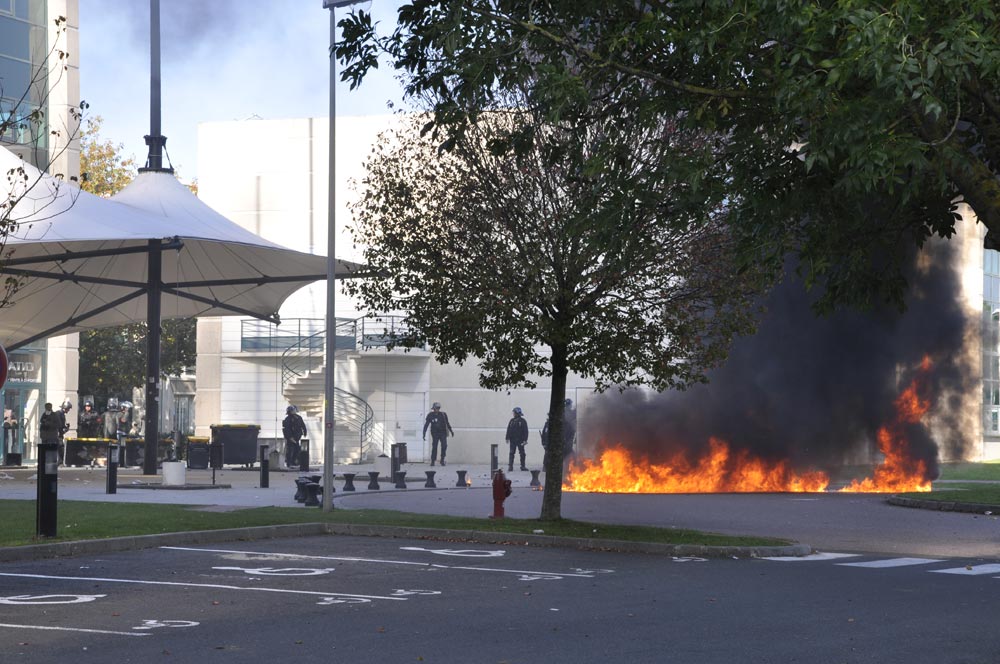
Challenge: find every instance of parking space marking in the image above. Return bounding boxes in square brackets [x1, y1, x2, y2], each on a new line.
[400, 547, 506, 557]
[0, 594, 106, 604]
[0, 623, 149, 637]
[0, 572, 407, 602]
[212, 566, 336, 577]
[161, 546, 614, 580]
[930, 564, 1000, 576]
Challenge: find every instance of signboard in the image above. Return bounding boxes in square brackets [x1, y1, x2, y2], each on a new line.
[0, 343, 7, 391]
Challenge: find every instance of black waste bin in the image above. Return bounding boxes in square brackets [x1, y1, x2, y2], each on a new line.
[210, 424, 261, 467]
[187, 442, 210, 470]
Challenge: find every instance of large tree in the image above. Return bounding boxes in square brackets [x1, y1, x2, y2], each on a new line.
[347, 100, 763, 518]
[338, 1, 1000, 313]
[76, 118, 195, 408]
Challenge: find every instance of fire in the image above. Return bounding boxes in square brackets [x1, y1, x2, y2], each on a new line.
[839, 357, 934, 493]
[563, 439, 831, 493]
[565, 356, 936, 495]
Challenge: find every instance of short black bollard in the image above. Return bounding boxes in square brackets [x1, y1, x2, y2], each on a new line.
[394, 470, 407, 489]
[259, 444, 269, 489]
[106, 443, 119, 495]
[455, 469, 469, 487]
[367, 471, 380, 490]
[342, 473, 356, 491]
[294, 477, 308, 503]
[36, 442, 59, 538]
[529, 470, 541, 487]
[303, 482, 321, 507]
[424, 470, 436, 488]
[298, 438, 310, 472]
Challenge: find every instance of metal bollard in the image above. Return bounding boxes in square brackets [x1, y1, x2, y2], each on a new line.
[367, 471, 380, 490]
[529, 470, 541, 487]
[424, 470, 436, 488]
[36, 442, 59, 537]
[106, 443, 119, 494]
[298, 437, 310, 472]
[394, 470, 407, 489]
[490, 443, 498, 476]
[455, 469, 469, 487]
[259, 444, 269, 489]
[342, 473, 356, 491]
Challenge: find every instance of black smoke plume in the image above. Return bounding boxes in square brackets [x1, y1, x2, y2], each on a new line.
[582, 242, 976, 480]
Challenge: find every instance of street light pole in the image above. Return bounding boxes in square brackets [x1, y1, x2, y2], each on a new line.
[321, 0, 363, 511]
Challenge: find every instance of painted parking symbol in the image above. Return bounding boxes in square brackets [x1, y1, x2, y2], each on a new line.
[390, 589, 442, 597]
[212, 566, 335, 576]
[400, 547, 505, 558]
[0, 594, 107, 605]
[133, 620, 200, 631]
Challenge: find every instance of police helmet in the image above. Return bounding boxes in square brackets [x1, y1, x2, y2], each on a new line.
[286, 405, 297, 415]
[513, 407, 523, 415]
[432, 402, 441, 410]
[564, 398, 573, 408]
[61, 399, 73, 411]
[84, 400, 93, 408]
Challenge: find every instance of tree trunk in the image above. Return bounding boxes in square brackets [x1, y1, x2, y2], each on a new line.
[539, 344, 569, 520]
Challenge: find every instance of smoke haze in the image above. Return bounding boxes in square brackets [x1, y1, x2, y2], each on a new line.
[581, 242, 977, 479]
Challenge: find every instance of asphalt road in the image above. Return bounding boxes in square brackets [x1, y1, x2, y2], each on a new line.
[1, 534, 999, 663]
[338, 488, 1000, 558]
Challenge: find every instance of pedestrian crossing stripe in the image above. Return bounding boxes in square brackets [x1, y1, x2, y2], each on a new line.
[930, 564, 1000, 576]
[761, 552, 861, 562]
[838, 557, 944, 568]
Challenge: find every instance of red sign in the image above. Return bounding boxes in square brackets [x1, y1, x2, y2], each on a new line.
[0, 343, 6, 391]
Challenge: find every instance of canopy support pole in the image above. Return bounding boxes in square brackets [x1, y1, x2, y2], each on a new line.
[144, 239, 162, 475]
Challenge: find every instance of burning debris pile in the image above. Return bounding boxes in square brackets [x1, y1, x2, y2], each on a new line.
[568, 244, 976, 494]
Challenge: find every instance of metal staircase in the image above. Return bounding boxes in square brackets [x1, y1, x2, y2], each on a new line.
[281, 321, 375, 464]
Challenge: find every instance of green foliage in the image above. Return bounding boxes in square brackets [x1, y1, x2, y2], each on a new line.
[78, 116, 137, 197]
[338, 0, 1000, 313]
[78, 319, 195, 407]
[348, 98, 766, 518]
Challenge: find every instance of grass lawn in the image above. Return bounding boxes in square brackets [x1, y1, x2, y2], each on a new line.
[0, 500, 790, 549]
[901, 484, 1000, 506]
[937, 461, 1000, 481]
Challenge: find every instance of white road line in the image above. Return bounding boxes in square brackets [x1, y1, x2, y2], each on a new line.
[431, 564, 597, 578]
[0, 573, 405, 601]
[161, 546, 430, 567]
[837, 558, 945, 568]
[0, 623, 149, 637]
[162, 545, 604, 579]
[762, 552, 862, 562]
[930, 564, 1000, 576]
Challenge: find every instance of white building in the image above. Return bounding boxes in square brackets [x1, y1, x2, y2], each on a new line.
[194, 116, 596, 465]
[1, 0, 80, 464]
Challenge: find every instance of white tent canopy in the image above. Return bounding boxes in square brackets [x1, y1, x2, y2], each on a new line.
[0, 146, 359, 350]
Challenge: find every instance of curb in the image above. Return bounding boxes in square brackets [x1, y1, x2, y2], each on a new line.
[888, 496, 1000, 515]
[0, 522, 812, 563]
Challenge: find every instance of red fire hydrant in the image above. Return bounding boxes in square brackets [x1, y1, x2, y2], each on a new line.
[491, 469, 513, 519]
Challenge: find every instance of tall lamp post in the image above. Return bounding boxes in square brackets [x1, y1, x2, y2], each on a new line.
[321, 0, 364, 511]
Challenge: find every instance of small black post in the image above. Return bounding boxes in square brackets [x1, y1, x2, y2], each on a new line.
[36, 442, 59, 537]
[342, 472, 356, 491]
[530, 469, 541, 487]
[490, 443, 498, 476]
[259, 444, 269, 488]
[455, 469, 468, 487]
[367, 471, 380, 490]
[424, 470, 436, 488]
[390, 443, 401, 482]
[299, 437, 309, 472]
[394, 470, 407, 489]
[106, 443, 119, 494]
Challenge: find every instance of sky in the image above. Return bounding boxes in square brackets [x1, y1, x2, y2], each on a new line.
[78, 0, 407, 182]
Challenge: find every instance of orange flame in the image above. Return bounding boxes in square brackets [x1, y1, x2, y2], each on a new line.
[563, 439, 831, 493]
[565, 356, 935, 495]
[839, 356, 934, 493]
